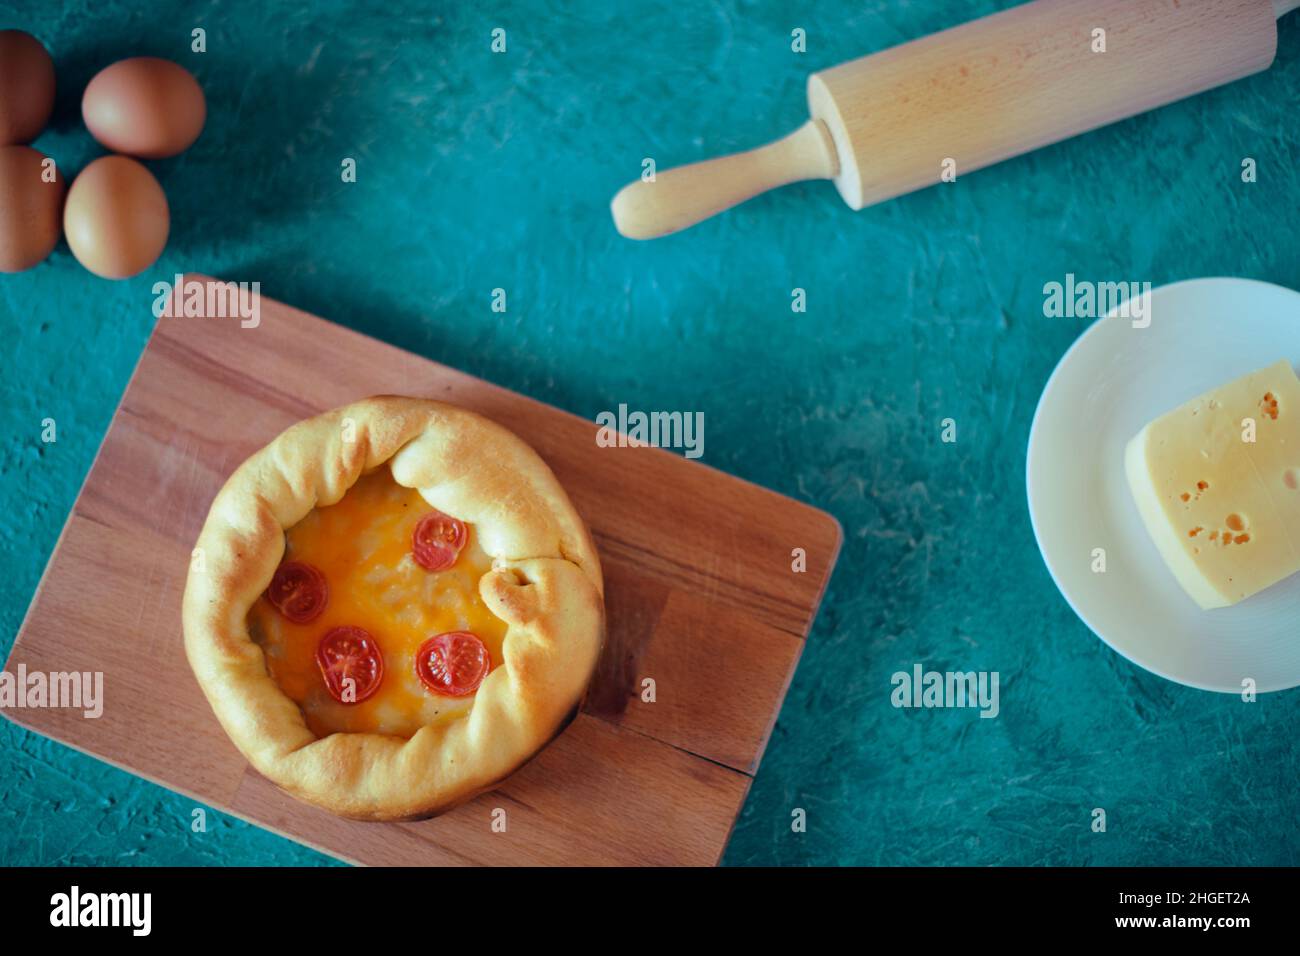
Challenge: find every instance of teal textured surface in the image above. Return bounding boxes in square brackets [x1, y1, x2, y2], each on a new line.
[2, 0, 1298, 866]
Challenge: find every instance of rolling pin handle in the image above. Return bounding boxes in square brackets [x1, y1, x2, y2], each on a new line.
[610, 118, 839, 240]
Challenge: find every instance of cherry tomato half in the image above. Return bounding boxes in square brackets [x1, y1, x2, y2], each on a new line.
[316, 626, 384, 705]
[411, 510, 467, 571]
[415, 631, 491, 698]
[266, 561, 329, 624]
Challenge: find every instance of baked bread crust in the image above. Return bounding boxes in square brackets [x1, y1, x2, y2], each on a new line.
[182, 396, 604, 820]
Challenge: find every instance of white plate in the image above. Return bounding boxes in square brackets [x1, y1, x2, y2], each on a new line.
[1027, 278, 1300, 693]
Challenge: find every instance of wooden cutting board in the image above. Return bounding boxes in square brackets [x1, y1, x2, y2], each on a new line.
[3, 275, 841, 866]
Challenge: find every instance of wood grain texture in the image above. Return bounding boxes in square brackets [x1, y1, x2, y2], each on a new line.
[610, 118, 838, 240]
[3, 275, 841, 866]
[608, 0, 1281, 236]
[810, 0, 1278, 209]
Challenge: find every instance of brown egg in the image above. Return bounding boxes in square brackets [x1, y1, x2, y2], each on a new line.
[82, 57, 205, 159]
[64, 155, 169, 279]
[0, 30, 56, 145]
[0, 145, 65, 272]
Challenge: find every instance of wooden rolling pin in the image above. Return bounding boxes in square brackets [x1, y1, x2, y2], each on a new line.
[612, 0, 1298, 239]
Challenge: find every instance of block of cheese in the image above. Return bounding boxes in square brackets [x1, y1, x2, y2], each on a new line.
[1125, 360, 1300, 610]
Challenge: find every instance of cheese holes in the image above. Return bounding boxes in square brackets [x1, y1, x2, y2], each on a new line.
[1261, 392, 1279, 421]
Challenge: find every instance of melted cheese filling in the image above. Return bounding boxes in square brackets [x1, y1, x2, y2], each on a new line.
[247, 468, 507, 739]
